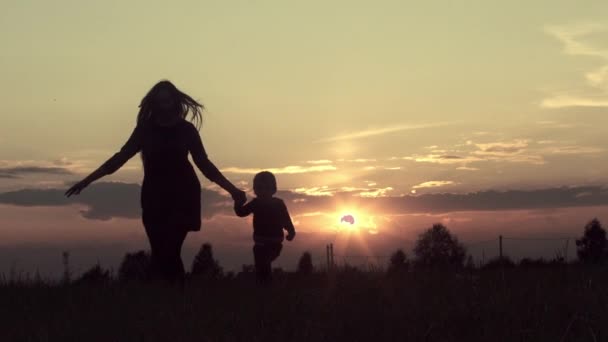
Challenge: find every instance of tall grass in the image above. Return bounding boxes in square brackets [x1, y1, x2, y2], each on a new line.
[1, 267, 607, 341]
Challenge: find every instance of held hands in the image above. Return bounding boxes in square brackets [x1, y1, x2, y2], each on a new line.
[231, 188, 247, 206]
[64, 179, 90, 197]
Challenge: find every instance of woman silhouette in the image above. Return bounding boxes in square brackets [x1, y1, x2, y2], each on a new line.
[65, 80, 246, 283]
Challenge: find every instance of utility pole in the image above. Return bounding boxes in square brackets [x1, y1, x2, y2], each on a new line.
[499, 235, 503, 260]
[326, 244, 330, 271]
[330, 243, 335, 269]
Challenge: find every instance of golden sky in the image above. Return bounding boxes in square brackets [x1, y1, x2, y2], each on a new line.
[1, 1, 608, 274]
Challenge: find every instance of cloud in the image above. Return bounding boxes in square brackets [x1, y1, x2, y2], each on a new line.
[306, 159, 333, 164]
[285, 185, 608, 216]
[0, 182, 230, 221]
[536, 121, 583, 129]
[404, 139, 549, 166]
[474, 139, 529, 154]
[0, 165, 75, 178]
[412, 181, 456, 189]
[541, 145, 604, 155]
[541, 96, 608, 109]
[293, 186, 335, 197]
[221, 164, 337, 174]
[456, 166, 479, 171]
[403, 154, 483, 164]
[314, 122, 453, 143]
[544, 23, 608, 58]
[2, 183, 608, 221]
[293, 185, 394, 197]
[542, 23, 608, 108]
[358, 187, 394, 198]
[0, 158, 94, 180]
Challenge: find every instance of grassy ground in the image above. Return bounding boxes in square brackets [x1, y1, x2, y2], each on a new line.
[1, 267, 608, 341]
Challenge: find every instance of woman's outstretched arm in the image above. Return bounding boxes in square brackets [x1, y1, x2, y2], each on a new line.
[188, 123, 246, 203]
[65, 124, 142, 197]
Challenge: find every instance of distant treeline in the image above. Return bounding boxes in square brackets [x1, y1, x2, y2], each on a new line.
[5, 218, 607, 285]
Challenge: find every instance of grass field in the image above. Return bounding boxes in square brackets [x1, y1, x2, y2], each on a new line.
[1, 266, 608, 341]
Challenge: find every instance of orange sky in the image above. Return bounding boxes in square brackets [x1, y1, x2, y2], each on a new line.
[2, 1, 608, 276]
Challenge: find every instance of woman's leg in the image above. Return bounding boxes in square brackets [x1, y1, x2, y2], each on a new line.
[144, 223, 188, 283]
[144, 222, 164, 281]
[165, 227, 188, 283]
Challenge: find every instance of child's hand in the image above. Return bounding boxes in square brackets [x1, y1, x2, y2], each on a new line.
[286, 231, 296, 241]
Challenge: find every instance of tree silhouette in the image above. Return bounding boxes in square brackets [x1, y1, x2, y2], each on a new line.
[576, 218, 608, 265]
[387, 249, 409, 275]
[413, 223, 466, 270]
[297, 251, 314, 275]
[191, 243, 223, 279]
[118, 250, 151, 281]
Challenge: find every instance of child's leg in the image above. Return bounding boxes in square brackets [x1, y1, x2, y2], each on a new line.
[253, 243, 272, 283]
[268, 243, 283, 263]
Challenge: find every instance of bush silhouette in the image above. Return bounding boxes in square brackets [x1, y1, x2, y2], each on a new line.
[482, 256, 515, 270]
[576, 218, 608, 265]
[413, 223, 466, 270]
[191, 243, 223, 279]
[118, 250, 151, 281]
[75, 263, 111, 284]
[465, 255, 475, 271]
[387, 249, 409, 275]
[297, 251, 314, 275]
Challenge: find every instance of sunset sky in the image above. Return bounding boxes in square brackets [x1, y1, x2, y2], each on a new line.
[2, 1, 608, 276]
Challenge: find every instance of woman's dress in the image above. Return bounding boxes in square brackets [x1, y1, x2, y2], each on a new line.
[100, 119, 207, 232]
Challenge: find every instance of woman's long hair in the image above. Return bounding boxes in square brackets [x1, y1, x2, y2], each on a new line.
[137, 80, 204, 130]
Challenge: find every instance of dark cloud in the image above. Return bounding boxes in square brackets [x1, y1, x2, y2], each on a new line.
[0, 166, 74, 179]
[277, 186, 608, 215]
[0, 181, 231, 221]
[1, 182, 608, 221]
[378, 186, 608, 214]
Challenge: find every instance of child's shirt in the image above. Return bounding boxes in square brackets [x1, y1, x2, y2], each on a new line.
[234, 197, 295, 244]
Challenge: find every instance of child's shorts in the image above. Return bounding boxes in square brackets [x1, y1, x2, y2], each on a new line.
[253, 242, 283, 265]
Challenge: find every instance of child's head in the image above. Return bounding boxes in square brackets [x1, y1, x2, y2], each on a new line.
[253, 171, 277, 198]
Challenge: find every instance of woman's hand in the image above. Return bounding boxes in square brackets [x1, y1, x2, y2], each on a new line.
[286, 230, 296, 241]
[65, 179, 90, 197]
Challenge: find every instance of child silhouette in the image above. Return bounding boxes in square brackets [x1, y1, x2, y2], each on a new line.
[234, 171, 295, 283]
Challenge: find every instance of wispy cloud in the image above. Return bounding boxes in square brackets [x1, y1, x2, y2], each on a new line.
[0, 160, 77, 179]
[293, 185, 395, 198]
[293, 186, 335, 197]
[412, 181, 456, 189]
[474, 139, 529, 155]
[221, 164, 336, 175]
[456, 166, 479, 171]
[541, 145, 604, 155]
[541, 96, 608, 109]
[536, 120, 581, 129]
[402, 139, 548, 166]
[403, 154, 483, 165]
[306, 159, 333, 164]
[542, 23, 608, 108]
[358, 187, 394, 198]
[315, 122, 453, 143]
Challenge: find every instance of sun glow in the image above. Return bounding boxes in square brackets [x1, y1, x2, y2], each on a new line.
[332, 208, 378, 234]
